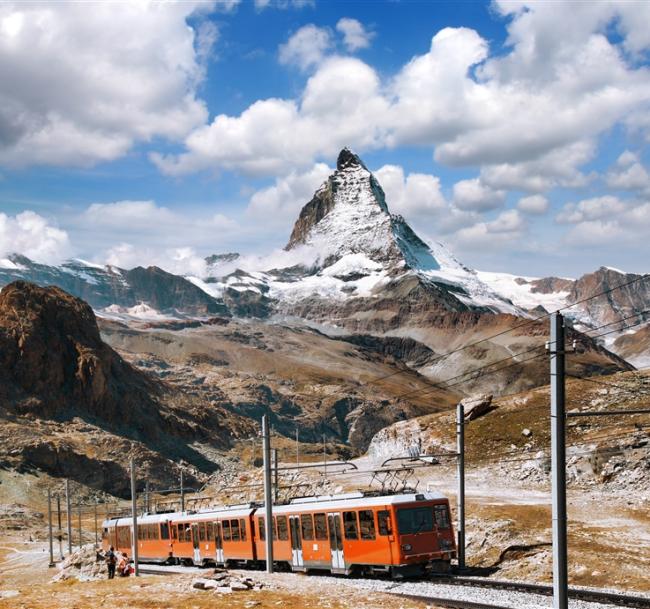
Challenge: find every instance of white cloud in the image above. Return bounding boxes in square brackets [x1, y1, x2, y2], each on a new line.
[556, 195, 627, 224]
[0, 211, 71, 263]
[255, 0, 314, 9]
[0, 2, 213, 168]
[154, 2, 650, 186]
[605, 150, 650, 192]
[452, 178, 506, 211]
[247, 163, 332, 220]
[517, 194, 549, 215]
[453, 209, 526, 249]
[480, 141, 596, 193]
[278, 24, 332, 70]
[373, 165, 446, 217]
[560, 197, 650, 247]
[336, 18, 373, 52]
[152, 56, 389, 176]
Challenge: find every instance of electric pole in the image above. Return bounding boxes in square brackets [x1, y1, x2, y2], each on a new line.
[65, 479, 72, 555]
[550, 312, 568, 609]
[262, 415, 274, 573]
[130, 458, 140, 576]
[456, 403, 466, 571]
[180, 469, 185, 513]
[47, 489, 55, 567]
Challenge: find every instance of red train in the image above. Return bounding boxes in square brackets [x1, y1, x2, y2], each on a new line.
[102, 491, 456, 577]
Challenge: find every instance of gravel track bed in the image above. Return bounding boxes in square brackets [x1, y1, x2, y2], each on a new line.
[221, 569, 648, 609]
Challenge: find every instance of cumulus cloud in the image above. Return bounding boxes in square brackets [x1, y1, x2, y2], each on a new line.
[556, 195, 627, 224]
[0, 2, 213, 168]
[154, 1, 650, 195]
[247, 163, 332, 220]
[605, 150, 650, 192]
[278, 24, 332, 70]
[517, 195, 549, 215]
[453, 210, 527, 249]
[152, 56, 389, 176]
[336, 18, 373, 51]
[255, 0, 314, 9]
[452, 178, 506, 211]
[0, 211, 71, 263]
[374, 165, 446, 217]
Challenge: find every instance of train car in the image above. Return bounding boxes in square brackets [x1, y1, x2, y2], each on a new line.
[102, 513, 174, 564]
[102, 490, 455, 577]
[170, 505, 257, 566]
[255, 491, 456, 577]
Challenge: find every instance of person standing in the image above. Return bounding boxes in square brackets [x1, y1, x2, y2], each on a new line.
[105, 546, 117, 579]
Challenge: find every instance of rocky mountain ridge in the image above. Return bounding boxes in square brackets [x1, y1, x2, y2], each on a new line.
[0, 149, 648, 371]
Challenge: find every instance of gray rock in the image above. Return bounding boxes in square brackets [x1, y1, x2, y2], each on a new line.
[460, 394, 493, 421]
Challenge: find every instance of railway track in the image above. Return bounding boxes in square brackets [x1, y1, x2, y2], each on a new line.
[137, 564, 650, 609]
[439, 575, 650, 608]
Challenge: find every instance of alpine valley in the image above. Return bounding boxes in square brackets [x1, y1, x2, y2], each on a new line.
[0, 149, 648, 496]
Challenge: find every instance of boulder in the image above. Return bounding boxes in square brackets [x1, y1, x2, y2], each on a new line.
[460, 394, 493, 421]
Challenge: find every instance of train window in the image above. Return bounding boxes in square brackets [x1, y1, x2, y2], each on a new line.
[300, 514, 314, 541]
[206, 523, 213, 541]
[171, 525, 178, 540]
[258, 517, 265, 541]
[276, 516, 288, 541]
[199, 523, 206, 541]
[223, 520, 232, 541]
[433, 505, 451, 530]
[271, 517, 277, 541]
[377, 510, 392, 536]
[231, 519, 240, 541]
[240, 519, 247, 541]
[161, 522, 169, 540]
[314, 513, 327, 540]
[343, 511, 358, 540]
[397, 507, 434, 535]
[359, 510, 376, 540]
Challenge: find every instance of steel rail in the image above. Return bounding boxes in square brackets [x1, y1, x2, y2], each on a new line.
[136, 565, 650, 608]
[435, 576, 650, 609]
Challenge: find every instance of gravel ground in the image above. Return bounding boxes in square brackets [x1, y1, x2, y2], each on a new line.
[214, 568, 650, 609]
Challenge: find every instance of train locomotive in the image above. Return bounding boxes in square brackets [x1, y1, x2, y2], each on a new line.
[102, 491, 456, 577]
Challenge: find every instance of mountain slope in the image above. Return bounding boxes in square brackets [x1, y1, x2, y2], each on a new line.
[0, 281, 253, 495]
[0, 256, 228, 317]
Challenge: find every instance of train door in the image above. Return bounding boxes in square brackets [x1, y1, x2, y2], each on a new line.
[327, 513, 345, 571]
[214, 522, 224, 564]
[191, 524, 201, 564]
[289, 515, 304, 568]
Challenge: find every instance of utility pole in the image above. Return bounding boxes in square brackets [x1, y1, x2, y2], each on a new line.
[322, 434, 327, 478]
[56, 495, 63, 559]
[130, 458, 140, 577]
[550, 312, 568, 609]
[262, 415, 274, 573]
[94, 499, 98, 548]
[456, 403, 466, 571]
[295, 428, 299, 465]
[78, 503, 82, 549]
[145, 481, 150, 514]
[180, 469, 185, 513]
[47, 489, 55, 567]
[65, 479, 72, 555]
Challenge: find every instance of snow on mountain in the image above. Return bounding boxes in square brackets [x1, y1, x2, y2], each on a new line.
[201, 148, 524, 315]
[476, 271, 572, 313]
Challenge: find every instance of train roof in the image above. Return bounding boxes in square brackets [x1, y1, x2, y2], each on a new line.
[271, 491, 447, 514]
[101, 492, 448, 527]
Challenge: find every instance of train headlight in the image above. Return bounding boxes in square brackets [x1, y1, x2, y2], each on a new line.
[401, 544, 412, 552]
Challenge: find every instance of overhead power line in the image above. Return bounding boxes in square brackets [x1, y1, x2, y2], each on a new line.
[358, 272, 650, 396]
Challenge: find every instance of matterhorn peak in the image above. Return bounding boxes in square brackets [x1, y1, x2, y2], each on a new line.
[336, 147, 367, 171]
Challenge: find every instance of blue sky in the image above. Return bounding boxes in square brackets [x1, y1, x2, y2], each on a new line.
[0, 0, 649, 278]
